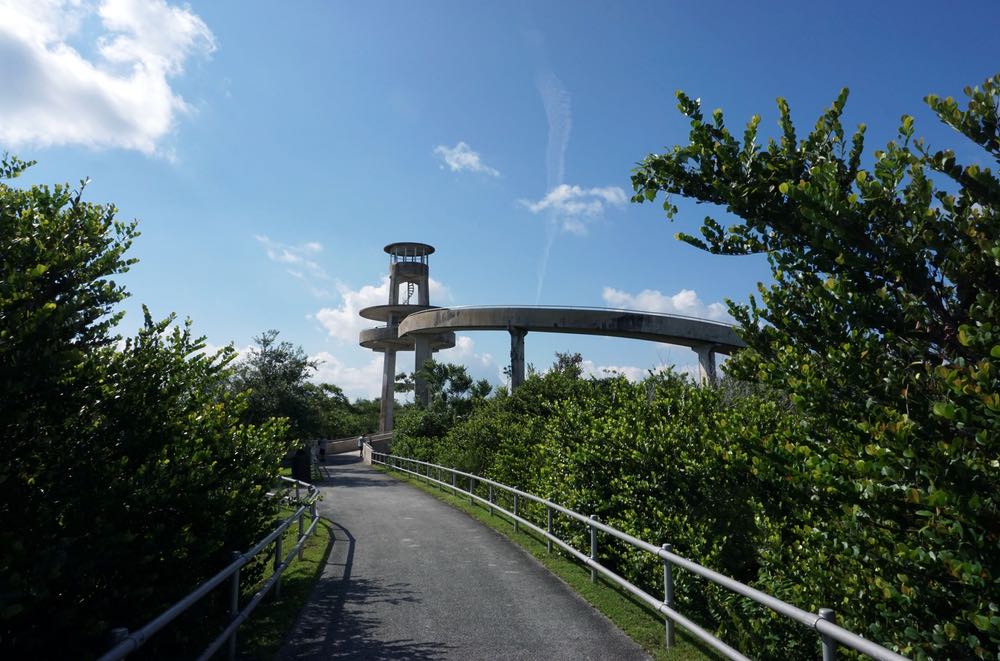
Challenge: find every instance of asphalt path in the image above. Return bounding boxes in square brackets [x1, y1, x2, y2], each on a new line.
[275, 453, 649, 660]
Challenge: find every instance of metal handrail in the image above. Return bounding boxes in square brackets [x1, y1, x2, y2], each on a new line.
[372, 452, 908, 661]
[99, 476, 321, 661]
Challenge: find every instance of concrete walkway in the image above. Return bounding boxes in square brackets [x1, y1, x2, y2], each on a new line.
[275, 454, 649, 660]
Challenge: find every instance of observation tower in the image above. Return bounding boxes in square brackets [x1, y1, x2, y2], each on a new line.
[359, 242, 455, 432]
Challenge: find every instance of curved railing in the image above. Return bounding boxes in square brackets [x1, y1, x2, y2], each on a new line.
[99, 476, 321, 661]
[372, 452, 908, 661]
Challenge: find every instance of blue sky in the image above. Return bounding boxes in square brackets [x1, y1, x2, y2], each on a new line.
[2, 0, 997, 398]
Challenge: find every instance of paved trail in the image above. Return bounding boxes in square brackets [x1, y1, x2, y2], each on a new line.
[275, 453, 649, 660]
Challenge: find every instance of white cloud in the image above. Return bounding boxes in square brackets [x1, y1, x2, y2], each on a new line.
[197, 340, 251, 365]
[578, 360, 703, 383]
[255, 235, 331, 297]
[310, 351, 384, 399]
[315, 275, 450, 343]
[0, 0, 215, 156]
[437, 335, 496, 370]
[601, 286, 733, 322]
[519, 184, 627, 235]
[433, 141, 500, 176]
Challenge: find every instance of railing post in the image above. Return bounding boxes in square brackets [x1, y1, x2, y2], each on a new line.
[295, 482, 300, 502]
[513, 493, 519, 532]
[546, 506, 552, 553]
[452, 469, 457, 494]
[819, 608, 837, 661]
[297, 510, 305, 560]
[469, 476, 474, 504]
[228, 550, 241, 660]
[488, 484, 494, 515]
[273, 534, 283, 600]
[589, 515, 598, 583]
[661, 543, 675, 649]
[311, 501, 317, 523]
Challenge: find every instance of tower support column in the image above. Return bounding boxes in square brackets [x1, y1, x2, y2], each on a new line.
[379, 350, 397, 432]
[414, 335, 431, 408]
[509, 328, 527, 389]
[694, 344, 718, 386]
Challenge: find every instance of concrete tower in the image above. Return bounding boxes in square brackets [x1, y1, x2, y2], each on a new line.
[359, 242, 455, 432]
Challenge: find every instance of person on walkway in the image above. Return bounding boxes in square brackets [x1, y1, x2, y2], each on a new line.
[357, 434, 366, 457]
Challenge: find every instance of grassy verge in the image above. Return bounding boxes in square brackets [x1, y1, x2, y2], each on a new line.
[375, 465, 721, 661]
[234, 507, 334, 660]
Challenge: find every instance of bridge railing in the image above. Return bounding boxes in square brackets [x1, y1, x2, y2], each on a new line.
[98, 476, 321, 661]
[371, 451, 908, 661]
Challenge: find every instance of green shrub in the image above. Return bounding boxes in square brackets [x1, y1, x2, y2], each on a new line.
[631, 75, 1000, 658]
[0, 157, 289, 657]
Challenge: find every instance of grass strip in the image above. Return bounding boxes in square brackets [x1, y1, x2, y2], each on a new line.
[234, 508, 334, 660]
[375, 465, 721, 661]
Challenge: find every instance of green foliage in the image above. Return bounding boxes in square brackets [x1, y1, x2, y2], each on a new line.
[229, 332, 382, 442]
[392, 361, 492, 460]
[230, 329, 321, 441]
[396, 363, 798, 655]
[631, 75, 1000, 657]
[0, 158, 289, 657]
[307, 383, 380, 438]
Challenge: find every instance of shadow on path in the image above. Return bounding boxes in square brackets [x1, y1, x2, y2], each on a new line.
[277, 519, 456, 660]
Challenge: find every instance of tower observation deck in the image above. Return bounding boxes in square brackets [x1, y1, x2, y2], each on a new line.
[359, 242, 455, 432]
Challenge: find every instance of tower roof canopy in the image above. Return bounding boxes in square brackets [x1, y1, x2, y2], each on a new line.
[384, 242, 434, 256]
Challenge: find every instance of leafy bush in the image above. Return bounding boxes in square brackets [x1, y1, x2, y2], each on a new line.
[631, 75, 1000, 657]
[0, 156, 289, 657]
[396, 360, 801, 654]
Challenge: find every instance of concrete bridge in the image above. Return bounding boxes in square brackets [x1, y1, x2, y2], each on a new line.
[399, 305, 745, 388]
[357, 242, 746, 433]
[276, 454, 648, 660]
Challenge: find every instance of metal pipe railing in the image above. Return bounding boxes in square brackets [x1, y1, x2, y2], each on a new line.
[99, 477, 321, 661]
[372, 452, 908, 661]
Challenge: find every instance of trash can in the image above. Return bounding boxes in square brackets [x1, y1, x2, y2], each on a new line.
[291, 448, 311, 482]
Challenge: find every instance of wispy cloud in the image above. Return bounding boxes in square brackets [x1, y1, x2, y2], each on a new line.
[601, 286, 734, 322]
[520, 184, 627, 235]
[433, 141, 500, 176]
[533, 70, 573, 302]
[0, 0, 215, 157]
[536, 71, 572, 190]
[255, 235, 331, 297]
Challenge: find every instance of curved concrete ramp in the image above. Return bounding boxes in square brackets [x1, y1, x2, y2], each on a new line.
[398, 306, 744, 386]
[277, 455, 649, 660]
[399, 306, 744, 350]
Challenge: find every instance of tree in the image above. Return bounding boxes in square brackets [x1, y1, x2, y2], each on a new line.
[551, 351, 584, 379]
[0, 157, 288, 657]
[230, 330, 321, 441]
[392, 361, 492, 460]
[308, 383, 380, 438]
[631, 75, 1000, 657]
[0, 154, 136, 463]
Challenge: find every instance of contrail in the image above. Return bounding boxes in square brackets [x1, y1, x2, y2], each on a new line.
[537, 70, 572, 190]
[535, 218, 557, 303]
[534, 70, 571, 302]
